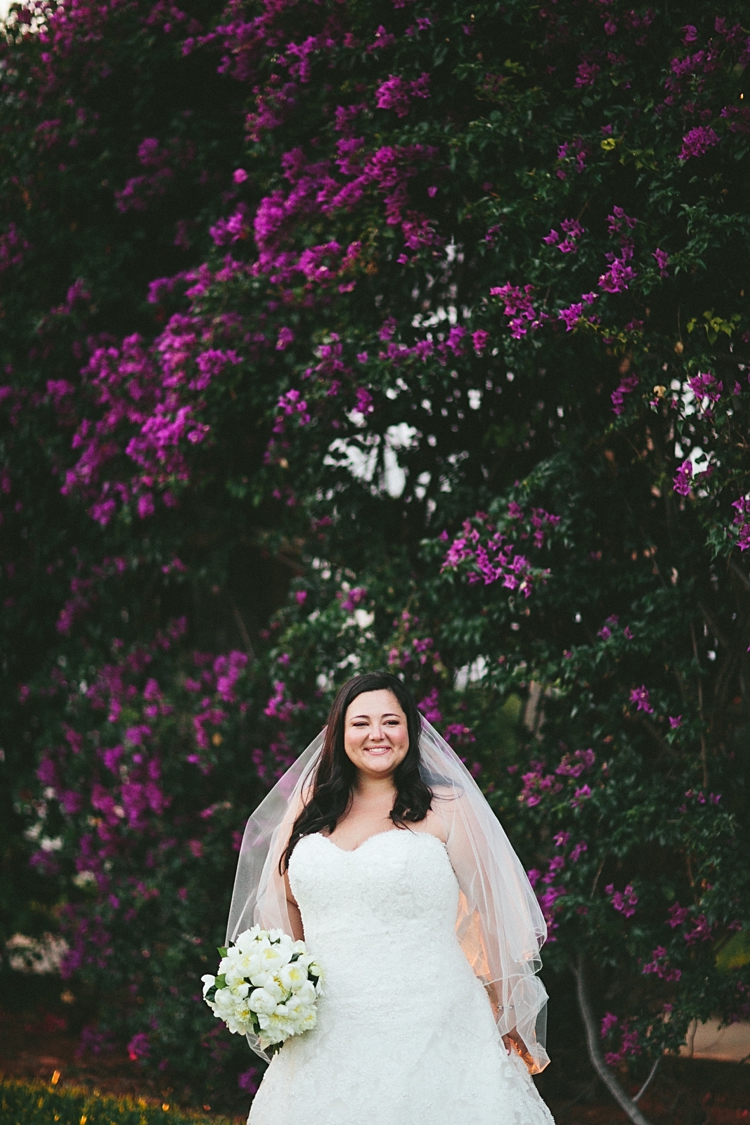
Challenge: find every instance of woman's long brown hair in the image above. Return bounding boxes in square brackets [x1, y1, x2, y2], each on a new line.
[280, 672, 433, 872]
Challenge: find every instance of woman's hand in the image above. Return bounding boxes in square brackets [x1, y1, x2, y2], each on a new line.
[501, 1029, 533, 1067]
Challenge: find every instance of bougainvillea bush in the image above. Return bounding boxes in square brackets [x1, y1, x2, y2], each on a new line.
[2, 0, 750, 1108]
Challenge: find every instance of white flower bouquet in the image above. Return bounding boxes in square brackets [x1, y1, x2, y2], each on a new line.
[201, 926, 323, 1054]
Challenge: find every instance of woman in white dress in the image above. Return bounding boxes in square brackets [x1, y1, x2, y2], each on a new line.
[227, 671, 555, 1125]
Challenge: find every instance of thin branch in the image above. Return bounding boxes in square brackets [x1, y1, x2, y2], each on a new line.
[729, 556, 750, 593]
[633, 1057, 661, 1103]
[690, 622, 708, 789]
[698, 602, 728, 650]
[228, 595, 256, 663]
[572, 955, 655, 1125]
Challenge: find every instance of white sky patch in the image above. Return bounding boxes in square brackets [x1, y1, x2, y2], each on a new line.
[326, 423, 417, 499]
[454, 656, 488, 691]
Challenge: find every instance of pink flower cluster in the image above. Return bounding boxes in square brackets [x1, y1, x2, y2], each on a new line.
[114, 136, 195, 213]
[679, 125, 720, 161]
[489, 283, 548, 339]
[0, 222, 30, 272]
[611, 371, 639, 415]
[731, 497, 750, 551]
[642, 946, 681, 981]
[442, 503, 560, 595]
[543, 217, 585, 254]
[629, 685, 653, 714]
[599, 207, 638, 294]
[601, 1015, 642, 1066]
[605, 882, 638, 918]
[558, 292, 597, 332]
[375, 72, 431, 117]
[417, 687, 442, 723]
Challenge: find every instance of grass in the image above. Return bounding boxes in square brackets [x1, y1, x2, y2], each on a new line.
[0, 1077, 243, 1125]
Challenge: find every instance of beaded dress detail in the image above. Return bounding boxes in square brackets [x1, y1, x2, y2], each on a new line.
[247, 829, 555, 1125]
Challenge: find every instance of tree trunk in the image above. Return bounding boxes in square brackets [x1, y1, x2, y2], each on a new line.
[572, 954, 655, 1125]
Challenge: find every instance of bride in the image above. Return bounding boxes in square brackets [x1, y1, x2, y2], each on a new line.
[227, 671, 555, 1124]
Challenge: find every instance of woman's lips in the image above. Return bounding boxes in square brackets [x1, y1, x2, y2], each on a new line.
[363, 746, 392, 755]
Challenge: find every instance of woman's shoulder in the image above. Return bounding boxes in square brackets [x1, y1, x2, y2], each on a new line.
[412, 807, 449, 844]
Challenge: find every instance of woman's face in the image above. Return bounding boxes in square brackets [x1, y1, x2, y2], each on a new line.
[343, 689, 410, 782]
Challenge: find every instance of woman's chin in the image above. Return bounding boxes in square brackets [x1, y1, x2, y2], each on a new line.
[358, 751, 397, 775]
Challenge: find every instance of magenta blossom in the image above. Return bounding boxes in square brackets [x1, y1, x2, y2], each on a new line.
[630, 685, 654, 713]
[653, 248, 670, 276]
[673, 459, 693, 496]
[679, 126, 719, 161]
[605, 882, 638, 918]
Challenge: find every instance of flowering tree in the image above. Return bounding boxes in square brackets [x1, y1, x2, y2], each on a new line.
[2, 0, 750, 1115]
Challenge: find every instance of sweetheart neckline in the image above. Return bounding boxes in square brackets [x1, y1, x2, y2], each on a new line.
[310, 828, 446, 855]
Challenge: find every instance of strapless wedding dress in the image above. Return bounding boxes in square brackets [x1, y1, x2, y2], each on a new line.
[247, 829, 555, 1125]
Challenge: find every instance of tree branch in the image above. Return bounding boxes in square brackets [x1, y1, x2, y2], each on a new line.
[729, 556, 750, 593]
[633, 1057, 661, 1103]
[572, 955, 655, 1125]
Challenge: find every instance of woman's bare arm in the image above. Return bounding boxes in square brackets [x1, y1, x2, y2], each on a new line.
[283, 867, 304, 941]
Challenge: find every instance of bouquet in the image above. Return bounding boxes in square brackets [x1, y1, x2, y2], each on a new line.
[201, 926, 323, 1053]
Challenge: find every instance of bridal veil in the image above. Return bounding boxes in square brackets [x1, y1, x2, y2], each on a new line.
[226, 719, 549, 1072]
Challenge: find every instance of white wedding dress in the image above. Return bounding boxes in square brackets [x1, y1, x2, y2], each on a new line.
[248, 828, 555, 1125]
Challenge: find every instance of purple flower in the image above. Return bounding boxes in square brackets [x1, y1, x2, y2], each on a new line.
[611, 373, 639, 415]
[630, 685, 654, 714]
[575, 61, 600, 87]
[673, 459, 693, 496]
[653, 248, 670, 276]
[605, 882, 638, 917]
[137, 493, 155, 520]
[354, 387, 374, 415]
[341, 586, 367, 612]
[472, 329, 490, 354]
[668, 715, 682, 728]
[668, 902, 689, 928]
[417, 687, 442, 724]
[679, 126, 719, 161]
[601, 1012, 619, 1038]
[233, 168, 248, 184]
[598, 258, 636, 293]
[238, 1068, 258, 1094]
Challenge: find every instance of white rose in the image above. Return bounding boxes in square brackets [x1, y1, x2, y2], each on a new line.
[213, 988, 236, 1020]
[201, 974, 215, 997]
[243, 951, 264, 977]
[263, 974, 287, 1003]
[291, 939, 307, 955]
[283, 995, 317, 1034]
[249, 968, 271, 988]
[235, 926, 262, 952]
[278, 961, 308, 992]
[258, 943, 288, 972]
[247, 987, 278, 1017]
[224, 965, 246, 989]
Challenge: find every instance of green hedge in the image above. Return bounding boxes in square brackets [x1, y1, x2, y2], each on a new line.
[0, 1079, 240, 1125]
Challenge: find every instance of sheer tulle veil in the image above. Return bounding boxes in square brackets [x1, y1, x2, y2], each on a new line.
[226, 719, 549, 1072]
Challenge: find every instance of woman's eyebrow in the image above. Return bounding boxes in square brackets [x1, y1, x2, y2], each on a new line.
[349, 711, 401, 720]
